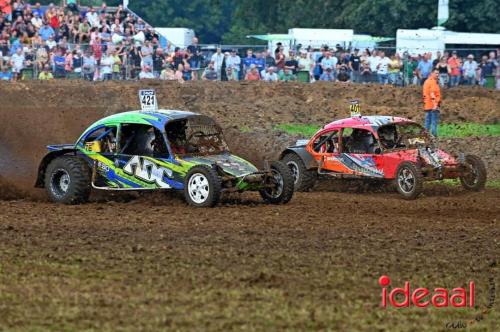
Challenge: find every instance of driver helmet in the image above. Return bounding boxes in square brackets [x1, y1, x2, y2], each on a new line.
[379, 127, 395, 141]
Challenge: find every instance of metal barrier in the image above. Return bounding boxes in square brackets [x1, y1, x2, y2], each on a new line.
[1, 44, 498, 89]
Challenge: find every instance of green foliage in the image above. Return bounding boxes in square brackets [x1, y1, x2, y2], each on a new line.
[42, 0, 497, 44]
[129, 0, 234, 44]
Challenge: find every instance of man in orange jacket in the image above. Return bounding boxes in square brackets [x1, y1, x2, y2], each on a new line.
[423, 68, 441, 136]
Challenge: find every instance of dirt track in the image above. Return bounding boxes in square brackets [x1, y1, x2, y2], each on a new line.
[0, 81, 499, 330]
[0, 188, 498, 330]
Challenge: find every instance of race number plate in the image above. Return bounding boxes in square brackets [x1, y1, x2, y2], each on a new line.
[350, 99, 361, 117]
[139, 89, 158, 112]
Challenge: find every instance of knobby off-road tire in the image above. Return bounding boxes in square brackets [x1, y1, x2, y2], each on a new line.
[259, 161, 294, 204]
[394, 161, 423, 200]
[184, 165, 221, 207]
[459, 154, 487, 191]
[282, 153, 317, 192]
[45, 156, 91, 204]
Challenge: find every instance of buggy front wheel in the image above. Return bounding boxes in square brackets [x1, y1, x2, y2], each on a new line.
[259, 161, 294, 204]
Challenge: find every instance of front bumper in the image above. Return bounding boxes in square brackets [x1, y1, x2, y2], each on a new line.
[221, 170, 276, 192]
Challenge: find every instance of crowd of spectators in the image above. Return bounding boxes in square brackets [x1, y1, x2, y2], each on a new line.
[0, 1, 499, 90]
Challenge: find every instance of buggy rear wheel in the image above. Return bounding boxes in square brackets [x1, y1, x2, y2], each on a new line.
[459, 154, 486, 191]
[259, 161, 294, 204]
[45, 156, 91, 204]
[394, 161, 423, 200]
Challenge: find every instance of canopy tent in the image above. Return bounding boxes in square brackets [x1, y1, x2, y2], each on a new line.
[352, 35, 395, 43]
[246, 34, 292, 41]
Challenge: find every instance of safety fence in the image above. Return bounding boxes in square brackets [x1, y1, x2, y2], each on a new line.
[2, 44, 498, 89]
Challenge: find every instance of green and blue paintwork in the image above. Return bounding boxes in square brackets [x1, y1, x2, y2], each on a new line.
[68, 110, 260, 191]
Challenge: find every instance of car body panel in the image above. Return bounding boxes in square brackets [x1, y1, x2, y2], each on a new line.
[36, 110, 269, 191]
[284, 115, 465, 181]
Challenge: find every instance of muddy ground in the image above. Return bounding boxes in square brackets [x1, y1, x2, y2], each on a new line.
[0, 81, 499, 330]
[0, 189, 498, 331]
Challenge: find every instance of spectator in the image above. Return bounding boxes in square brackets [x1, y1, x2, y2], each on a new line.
[448, 51, 461, 87]
[152, 47, 165, 78]
[32, 3, 44, 18]
[187, 37, 201, 80]
[245, 64, 260, 81]
[128, 45, 141, 79]
[279, 67, 296, 81]
[139, 64, 154, 79]
[46, 35, 56, 50]
[349, 48, 361, 83]
[436, 56, 450, 87]
[320, 51, 337, 79]
[64, 49, 73, 74]
[66, 0, 79, 14]
[86, 7, 99, 28]
[160, 64, 176, 80]
[31, 12, 42, 30]
[140, 39, 153, 68]
[78, 18, 90, 43]
[172, 47, 185, 72]
[298, 50, 314, 82]
[220, 51, 229, 81]
[210, 47, 223, 80]
[225, 49, 240, 81]
[53, 49, 66, 78]
[376, 51, 391, 84]
[275, 48, 285, 71]
[242, 48, 255, 74]
[368, 50, 380, 83]
[111, 47, 122, 80]
[337, 64, 350, 82]
[39, 21, 54, 41]
[261, 66, 278, 82]
[462, 54, 478, 85]
[360, 50, 371, 84]
[0, 65, 12, 81]
[201, 61, 217, 81]
[432, 51, 442, 68]
[82, 50, 96, 81]
[182, 62, 192, 81]
[35, 42, 48, 71]
[320, 67, 335, 81]
[284, 50, 298, 75]
[484, 51, 498, 75]
[264, 49, 275, 68]
[423, 68, 441, 136]
[254, 51, 265, 75]
[38, 64, 53, 80]
[174, 63, 184, 82]
[388, 54, 401, 85]
[100, 50, 114, 80]
[416, 53, 433, 85]
[10, 46, 24, 80]
[1, 0, 12, 21]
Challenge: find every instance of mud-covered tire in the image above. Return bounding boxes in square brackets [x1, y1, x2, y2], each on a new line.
[282, 153, 317, 192]
[259, 161, 294, 204]
[459, 154, 487, 191]
[44, 156, 91, 204]
[184, 165, 221, 207]
[394, 161, 423, 200]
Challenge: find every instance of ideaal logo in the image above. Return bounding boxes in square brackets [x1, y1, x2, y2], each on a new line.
[378, 275, 496, 329]
[379, 275, 475, 308]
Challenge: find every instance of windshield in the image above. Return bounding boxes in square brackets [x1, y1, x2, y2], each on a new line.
[166, 115, 229, 156]
[378, 122, 429, 150]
